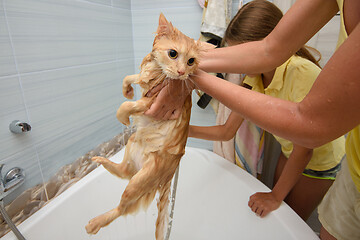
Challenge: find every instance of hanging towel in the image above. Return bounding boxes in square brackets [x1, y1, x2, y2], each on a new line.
[235, 120, 265, 177]
[213, 73, 265, 177]
[197, 0, 229, 110]
[212, 99, 235, 164]
[200, 0, 232, 40]
[213, 73, 242, 164]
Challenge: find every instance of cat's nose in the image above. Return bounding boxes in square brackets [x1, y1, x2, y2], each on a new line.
[177, 70, 185, 76]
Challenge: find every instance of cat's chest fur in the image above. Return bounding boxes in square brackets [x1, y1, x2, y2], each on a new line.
[130, 94, 191, 171]
[128, 55, 192, 171]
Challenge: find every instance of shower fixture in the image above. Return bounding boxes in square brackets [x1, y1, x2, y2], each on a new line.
[9, 120, 31, 134]
[0, 164, 26, 240]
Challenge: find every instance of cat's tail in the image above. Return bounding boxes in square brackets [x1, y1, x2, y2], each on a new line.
[155, 180, 171, 240]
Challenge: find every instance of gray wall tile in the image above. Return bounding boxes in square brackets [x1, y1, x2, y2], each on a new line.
[5, 0, 133, 73]
[0, 1, 17, 77]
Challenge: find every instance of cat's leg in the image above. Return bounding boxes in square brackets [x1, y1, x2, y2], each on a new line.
[116, 97, 153, 125]
[85, 207, 121, 235]
[86, 154, 158, 235]
[91, 135, 138, 180]
[123, 74, 139, 99]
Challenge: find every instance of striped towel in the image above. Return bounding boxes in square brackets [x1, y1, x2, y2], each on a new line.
[235, 119, 265, 177]
[213, 74, 242, 164]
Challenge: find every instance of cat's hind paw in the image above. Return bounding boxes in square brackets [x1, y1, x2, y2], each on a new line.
[91, 156, 111, 165]
[85, 216, 104, 235]
[85, 210, 119, 235]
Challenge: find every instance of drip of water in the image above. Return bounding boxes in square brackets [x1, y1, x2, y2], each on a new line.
[165, 166, 180, 240]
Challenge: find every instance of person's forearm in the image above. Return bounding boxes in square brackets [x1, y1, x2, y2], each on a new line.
[199, 40, 283, 75]
[188, 125, 233, 141]
[199, 0, 338, 75]
[272, 147, 313, 201]
[192, 69, 314, 146]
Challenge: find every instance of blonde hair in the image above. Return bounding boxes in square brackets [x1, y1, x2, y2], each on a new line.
[224, 0, 321, 67]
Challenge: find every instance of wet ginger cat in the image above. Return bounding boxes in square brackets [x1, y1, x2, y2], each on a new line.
[85, 13, 213, 239]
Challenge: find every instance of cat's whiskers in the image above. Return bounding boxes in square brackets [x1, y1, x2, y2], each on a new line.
[187, 76, 200, 91]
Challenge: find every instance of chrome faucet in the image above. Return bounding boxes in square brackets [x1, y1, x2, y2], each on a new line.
[0, 164, 25, 200]
[0, 165, 26, 239]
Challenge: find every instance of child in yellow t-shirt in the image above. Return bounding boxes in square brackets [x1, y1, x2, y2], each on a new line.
[188, 0, 345, 221]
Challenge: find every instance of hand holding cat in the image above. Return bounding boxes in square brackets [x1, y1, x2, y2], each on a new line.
[145, 78, 194, 120]
[248, 191, 282, 218]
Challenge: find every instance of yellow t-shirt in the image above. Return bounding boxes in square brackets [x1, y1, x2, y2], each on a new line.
[336, 0, 360, 192]
[244, 55, 345, 171]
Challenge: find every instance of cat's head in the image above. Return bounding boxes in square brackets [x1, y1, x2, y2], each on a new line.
[152, 13, 214, 81]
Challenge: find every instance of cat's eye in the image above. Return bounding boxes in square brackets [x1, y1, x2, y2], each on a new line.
[168, 49, 178, 59]
[187, 58, 195, 66]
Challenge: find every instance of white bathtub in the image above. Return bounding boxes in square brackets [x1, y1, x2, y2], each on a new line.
[2, 147, 319, 240]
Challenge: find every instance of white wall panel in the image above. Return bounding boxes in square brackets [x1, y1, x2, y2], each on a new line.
[5, 0, 133, 74]
[0, 1, 17, 77]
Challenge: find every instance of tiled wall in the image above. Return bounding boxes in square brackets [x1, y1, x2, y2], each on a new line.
[0, 0, 134, 203]
[307, 16, 340, 67]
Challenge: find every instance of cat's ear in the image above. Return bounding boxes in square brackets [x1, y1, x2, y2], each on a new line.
[196, 40, 216, 51]
[157, 13, 173, 34]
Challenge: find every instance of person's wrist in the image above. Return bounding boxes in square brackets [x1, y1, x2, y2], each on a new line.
[271, 188, 285, 202]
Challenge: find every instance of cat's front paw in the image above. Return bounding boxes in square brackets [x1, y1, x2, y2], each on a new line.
[123, 85, 134, 99]
[116, 106, 131, 126]
[117, 114, 130, 126]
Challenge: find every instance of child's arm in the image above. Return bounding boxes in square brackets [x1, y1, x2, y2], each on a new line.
[248, 144, 313, 217]
[189, 112, 243, 141]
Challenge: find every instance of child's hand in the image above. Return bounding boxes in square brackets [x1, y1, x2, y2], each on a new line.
[248, 192, 282, 217]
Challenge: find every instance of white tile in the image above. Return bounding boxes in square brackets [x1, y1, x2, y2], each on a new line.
[5, 0, 133, 73]
[112, 0, 131, 9]
[0, 1, 17, 77]
[0, 76, 25, 118]
[312, 16, 340, 67]
[132, 39, 153, 63]
[131, 0, 200, 10]
[85, 0, 112, 6]
[132, 8, 203, 39]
